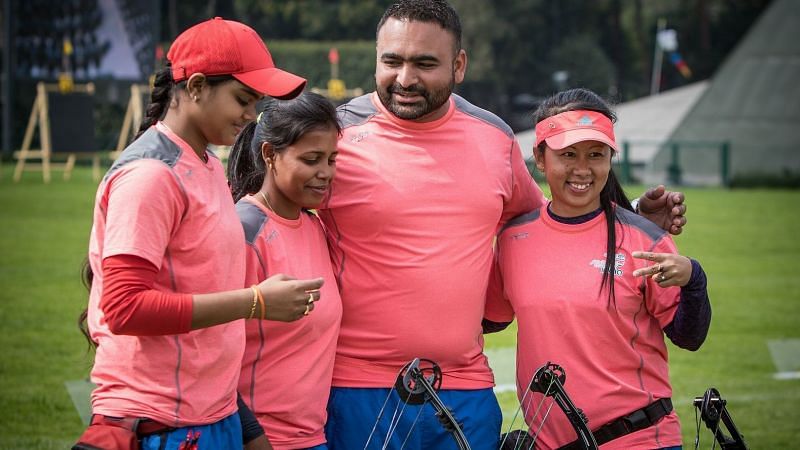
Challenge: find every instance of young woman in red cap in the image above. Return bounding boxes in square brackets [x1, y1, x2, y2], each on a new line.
[485, 88, 711, 450]
[227, 91, 342, 450]
[75, 18, 317, 450]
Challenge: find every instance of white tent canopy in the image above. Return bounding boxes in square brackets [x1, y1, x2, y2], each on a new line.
[515, 81, 709, 174]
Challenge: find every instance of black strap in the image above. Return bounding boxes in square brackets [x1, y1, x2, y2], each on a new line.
[558, 398, 673, 450]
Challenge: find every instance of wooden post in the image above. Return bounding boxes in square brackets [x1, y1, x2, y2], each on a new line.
[13, 82, 101, 182]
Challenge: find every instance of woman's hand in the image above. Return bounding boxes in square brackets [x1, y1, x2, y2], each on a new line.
[258, 274, 324, 322]
[632, 251, 692, 287]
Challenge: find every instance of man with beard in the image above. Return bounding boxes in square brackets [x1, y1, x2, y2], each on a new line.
[317, 1, 687, 449]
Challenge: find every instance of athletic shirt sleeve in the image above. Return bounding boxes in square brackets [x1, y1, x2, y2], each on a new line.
[484, 251, 515, 323]
[642, 234, 684, 329]
[664, 259, 711, 350]
[103, 160, 186, 267]
[101, 254, 193, 335]
[500, 140, 546, 228]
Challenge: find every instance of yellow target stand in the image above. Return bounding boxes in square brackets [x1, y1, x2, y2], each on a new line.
[13, 38, 103, 183]
[311, 47, 363, 102]
[312, 78, 363, 102]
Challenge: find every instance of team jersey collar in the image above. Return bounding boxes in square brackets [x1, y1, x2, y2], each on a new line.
[541, 202, 606, 233]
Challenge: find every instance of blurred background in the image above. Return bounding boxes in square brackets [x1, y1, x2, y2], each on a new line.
[1, 1, 799, 448]
[3, 0, 796, 187]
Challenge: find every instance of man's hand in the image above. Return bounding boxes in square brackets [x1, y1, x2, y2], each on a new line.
[637, 185, 686, 235]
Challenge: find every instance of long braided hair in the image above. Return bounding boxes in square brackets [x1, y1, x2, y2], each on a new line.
[77, 66, 236, 348]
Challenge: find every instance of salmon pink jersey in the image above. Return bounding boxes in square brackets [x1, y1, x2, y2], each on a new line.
[236, 198, 342, 450]
[87, 122, 246, 426]
[486, 205, 683, 449]
[318, 92, 545, 389]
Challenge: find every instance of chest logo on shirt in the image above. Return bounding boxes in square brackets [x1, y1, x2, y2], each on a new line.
[350, 131, 371, 143]
[511, 232, 528, 240]
[589, 252, 625, 276]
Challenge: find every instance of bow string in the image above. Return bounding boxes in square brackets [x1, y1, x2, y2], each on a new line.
[364, 358, 472, 450]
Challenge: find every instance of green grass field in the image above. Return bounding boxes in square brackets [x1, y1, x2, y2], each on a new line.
[1, 166, 799, 448]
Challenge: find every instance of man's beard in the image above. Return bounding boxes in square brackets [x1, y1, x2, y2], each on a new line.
[377, 77, 454, 120]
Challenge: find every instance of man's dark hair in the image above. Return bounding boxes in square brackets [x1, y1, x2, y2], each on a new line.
[377, 0, 462, 51]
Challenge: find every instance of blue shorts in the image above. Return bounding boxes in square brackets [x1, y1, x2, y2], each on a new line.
[325, 387, 501, 450]
[140, 412, 242, 450]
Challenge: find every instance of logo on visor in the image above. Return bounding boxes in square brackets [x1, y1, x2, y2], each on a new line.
[577, 115, 595, 126]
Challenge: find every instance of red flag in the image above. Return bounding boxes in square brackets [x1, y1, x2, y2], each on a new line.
[328, 47, 339, 64]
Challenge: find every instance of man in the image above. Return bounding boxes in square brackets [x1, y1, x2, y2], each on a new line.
[318, 1, 686, 449]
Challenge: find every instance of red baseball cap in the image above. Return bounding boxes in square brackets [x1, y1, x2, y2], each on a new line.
[534, 110, 618, 152]
[167, 17, 306, 99]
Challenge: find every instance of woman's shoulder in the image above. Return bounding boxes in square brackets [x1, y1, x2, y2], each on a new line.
[235, 198, 269, 245]
[109, 128, 183, 176]
[615, 206, 669, 243]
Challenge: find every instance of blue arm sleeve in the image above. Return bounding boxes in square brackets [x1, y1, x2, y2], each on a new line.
[482, 318, 512, 334]
[664, 259, 711, 351]
[238, 392, 266, 444]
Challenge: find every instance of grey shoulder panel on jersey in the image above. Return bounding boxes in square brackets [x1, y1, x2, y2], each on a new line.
[615, 207, 667, 242]
[337, 94, 378, 129]
[104, 127, 182, 180]
[236, 200, 269, 245]
[452, 94, 514, 139]
[499, 209, 542, 235]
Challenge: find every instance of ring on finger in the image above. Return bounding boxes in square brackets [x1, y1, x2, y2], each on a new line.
[304, 304, 310, 316]
[307, 292, 314, 304]
[658, 273, 666, 282]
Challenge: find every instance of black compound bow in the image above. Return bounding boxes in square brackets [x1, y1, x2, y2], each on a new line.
[693, 387, 749, 450]
[364, 358, 472, 450]
[499, 362, 598, 450]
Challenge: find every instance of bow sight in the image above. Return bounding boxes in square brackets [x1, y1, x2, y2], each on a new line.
[365, 358, 471, 450]
[693, 387, 748, 450]
[500, 362, 598, 450]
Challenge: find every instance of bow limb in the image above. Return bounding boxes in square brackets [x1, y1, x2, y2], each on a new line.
[529, 363, 598, 450]
[500, 362, 598, 450]
[400, 358, 472, 450]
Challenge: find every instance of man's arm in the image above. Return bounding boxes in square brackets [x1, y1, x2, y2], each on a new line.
[636, 185, 687, 235]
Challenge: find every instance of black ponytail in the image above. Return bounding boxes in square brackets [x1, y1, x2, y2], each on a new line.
[228, 121, 263, 202]
[598, 167, 632, 307]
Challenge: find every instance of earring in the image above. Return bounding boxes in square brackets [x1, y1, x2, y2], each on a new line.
[192, 95, 198, 102]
